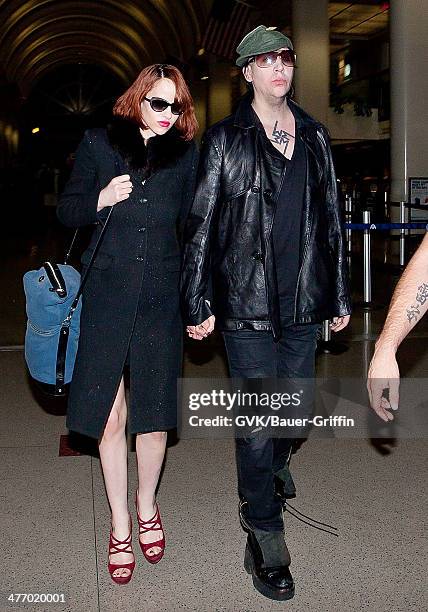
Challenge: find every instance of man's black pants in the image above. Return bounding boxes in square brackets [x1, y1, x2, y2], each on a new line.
[223, 320, 319, 532]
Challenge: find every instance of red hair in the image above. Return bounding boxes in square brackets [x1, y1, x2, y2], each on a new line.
[113, 64, 198, 141]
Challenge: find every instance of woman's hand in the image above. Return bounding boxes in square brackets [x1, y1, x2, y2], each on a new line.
[187, 316, 215, 340]
[97, 174, 133, 211]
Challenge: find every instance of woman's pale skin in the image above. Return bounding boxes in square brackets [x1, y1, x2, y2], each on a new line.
[97, 78, 180, 578]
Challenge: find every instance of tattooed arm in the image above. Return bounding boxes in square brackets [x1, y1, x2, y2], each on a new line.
[367, 233, 428, 421]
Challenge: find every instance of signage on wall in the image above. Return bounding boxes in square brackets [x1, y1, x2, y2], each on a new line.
[408, 177, 428, 221]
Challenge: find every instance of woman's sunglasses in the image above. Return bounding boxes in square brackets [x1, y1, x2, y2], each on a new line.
[248, 50, 297, 68]
[144, 96, 183, 115]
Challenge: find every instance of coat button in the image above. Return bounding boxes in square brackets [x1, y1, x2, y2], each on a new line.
[251, 186, 260, 193]
[138, 226, 146, 232]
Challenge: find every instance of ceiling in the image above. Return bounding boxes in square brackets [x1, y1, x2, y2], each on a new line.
[0, 1, 389, 97]
[0, 0, 210, 95]
[329, 1, 389, 38]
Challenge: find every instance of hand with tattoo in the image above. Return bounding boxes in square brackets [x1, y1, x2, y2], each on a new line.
[368, 282, 428, 420]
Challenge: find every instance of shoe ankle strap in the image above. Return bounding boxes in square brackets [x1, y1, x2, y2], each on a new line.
[109, 530, 133, 555]
[136, 504, 161, 533]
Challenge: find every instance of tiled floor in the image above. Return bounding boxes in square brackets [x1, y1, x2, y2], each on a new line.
[1, 232, 427, 611]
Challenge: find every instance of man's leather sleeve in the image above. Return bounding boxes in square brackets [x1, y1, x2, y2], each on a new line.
[180, 130, 222, 326]
[319, 126, 352, 316]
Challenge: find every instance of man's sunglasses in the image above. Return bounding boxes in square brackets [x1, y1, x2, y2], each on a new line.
[248, 49, 297, 68]
[144, 96, 183, 115]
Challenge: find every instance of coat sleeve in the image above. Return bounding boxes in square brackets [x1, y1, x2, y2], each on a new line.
[319, 126, 352, 317]
[180, 130, 222, 326]
[57, 130, 102, 228]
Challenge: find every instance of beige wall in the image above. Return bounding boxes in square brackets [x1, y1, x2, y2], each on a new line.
[292, 0, 329, 125]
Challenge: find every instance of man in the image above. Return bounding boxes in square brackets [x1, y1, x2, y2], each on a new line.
[367, 234, 428, 419]
[181, 26, 351, 601]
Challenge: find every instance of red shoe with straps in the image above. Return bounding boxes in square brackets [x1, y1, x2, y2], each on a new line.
[135, 491, 165, 564]
[108, 516, 135, 585]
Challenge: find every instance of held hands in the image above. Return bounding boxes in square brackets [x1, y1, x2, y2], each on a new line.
[330, 315, 350, 332]
[187, 316, 215, 340]
[187, 315, 350, 340]
[367, 345, 400, 422]
[97, 175, 133, 211]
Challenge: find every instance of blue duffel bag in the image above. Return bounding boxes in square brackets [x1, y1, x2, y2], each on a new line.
[23, 206, 114, 397]
[23, 262, 82, 396]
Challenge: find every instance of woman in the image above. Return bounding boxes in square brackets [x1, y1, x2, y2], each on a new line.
[57, 64, 198, 584]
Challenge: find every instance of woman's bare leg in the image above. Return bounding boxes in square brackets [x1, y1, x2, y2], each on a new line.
[99, 377, 133, 578]
[135, 431, 167, 556]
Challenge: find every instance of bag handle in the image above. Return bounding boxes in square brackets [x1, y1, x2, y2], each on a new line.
[44, 262, 68, 298]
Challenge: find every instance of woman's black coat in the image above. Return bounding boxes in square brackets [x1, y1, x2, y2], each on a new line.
[57, 118, 198, 439]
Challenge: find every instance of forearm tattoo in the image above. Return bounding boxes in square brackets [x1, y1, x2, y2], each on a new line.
[270, 121, 295, 154]
[406, 283, 428, 323]
[416, 283, 428, 304]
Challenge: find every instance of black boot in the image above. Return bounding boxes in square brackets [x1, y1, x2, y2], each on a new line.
[243, 529, 295, 601]
[239, 500, 294, 601]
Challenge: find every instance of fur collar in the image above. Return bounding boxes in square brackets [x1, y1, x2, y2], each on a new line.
[107, 116, 190, 176]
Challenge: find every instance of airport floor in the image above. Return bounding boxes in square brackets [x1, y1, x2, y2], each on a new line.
[1, 229, 427, 612]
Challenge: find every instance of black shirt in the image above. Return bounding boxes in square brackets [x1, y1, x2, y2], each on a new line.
[270, 127, 307, 319]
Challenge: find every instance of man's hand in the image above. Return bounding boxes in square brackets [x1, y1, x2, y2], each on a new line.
[330, 315, 350, 332]
[187, 315, 215, 340]
[367, 345, 400, 422]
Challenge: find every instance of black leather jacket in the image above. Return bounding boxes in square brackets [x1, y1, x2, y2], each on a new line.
[181, 94, 351, 340]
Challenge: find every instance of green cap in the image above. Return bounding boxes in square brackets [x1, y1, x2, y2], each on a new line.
[236, 25, 293, 67]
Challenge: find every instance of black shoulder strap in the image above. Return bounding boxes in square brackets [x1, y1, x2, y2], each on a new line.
[64, 230, 79, 265]
[62, 206, 114, 327]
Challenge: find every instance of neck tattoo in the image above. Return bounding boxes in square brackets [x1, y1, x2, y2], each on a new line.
[270, 120, 295, 154]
